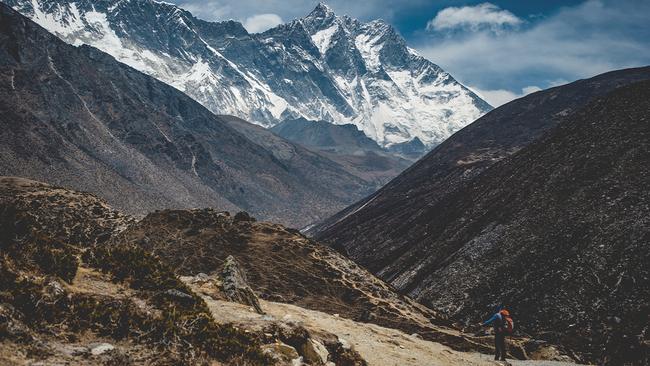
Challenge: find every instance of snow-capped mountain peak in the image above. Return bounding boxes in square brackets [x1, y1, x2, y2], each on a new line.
[307, 2, 335, 19]
[6, 0, 492, 148]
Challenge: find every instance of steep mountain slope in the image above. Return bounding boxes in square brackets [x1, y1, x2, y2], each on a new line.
[270, 118, 413, 187]
[0, 2, 375, 227]
[317, 78, 650, 364]
[5, 0, 491, 149]
[312, 67, 650, 238]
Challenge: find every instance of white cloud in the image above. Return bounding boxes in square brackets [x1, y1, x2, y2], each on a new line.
[470, 85, 542, 107]
[521, 86, 542, 95]
[417, 0, 650, 98]
[243, 13, 283, 33]
[179, 2, 231, 21]
[427, 3, 522, 32]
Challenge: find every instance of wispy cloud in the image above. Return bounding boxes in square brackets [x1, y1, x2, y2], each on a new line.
[427, 3, 522, 32]
[469, 85, 542, 107]
[419, 0, 650, 105]
[243, 13, 283, 33]
[178, 1, 231, 21]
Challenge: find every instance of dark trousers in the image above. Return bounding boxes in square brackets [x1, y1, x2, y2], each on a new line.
[494, 332, 506, 360]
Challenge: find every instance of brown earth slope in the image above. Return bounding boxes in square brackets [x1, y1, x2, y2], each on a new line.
[113, 208, 457, 343]
[0, 177, 278, 365]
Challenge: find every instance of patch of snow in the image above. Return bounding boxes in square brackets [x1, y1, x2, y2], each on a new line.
[406, 46, 420, 56]
[191, 153, 198, 176]
[30, 0, 85, 37]
[311, 24, 338, 55]
[354, 32, 383, 71]
[152, 0, 176, 6]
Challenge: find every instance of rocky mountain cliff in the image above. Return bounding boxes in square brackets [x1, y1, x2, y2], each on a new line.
[0, 2, 382, 227]
[4, 0, 491, 150]
[314, 74, 650, 364]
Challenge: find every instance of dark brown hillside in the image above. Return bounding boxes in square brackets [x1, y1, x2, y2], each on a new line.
[232, 116, 413, 189]
[324, 79, 650, 364]
[311, 66, 650, 244]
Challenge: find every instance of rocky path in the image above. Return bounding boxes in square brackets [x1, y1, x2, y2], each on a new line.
[200, 294, 490, 366]
[190, 276, 589, 366]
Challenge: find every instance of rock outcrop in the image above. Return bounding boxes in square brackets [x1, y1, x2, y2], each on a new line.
[221, 255, 264, 314]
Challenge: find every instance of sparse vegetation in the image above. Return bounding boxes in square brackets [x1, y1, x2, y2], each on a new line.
[0, 184, 272, 365]
[83, 242, 272, 364]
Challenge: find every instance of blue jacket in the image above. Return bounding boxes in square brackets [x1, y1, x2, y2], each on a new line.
[483, 312, 504, 330]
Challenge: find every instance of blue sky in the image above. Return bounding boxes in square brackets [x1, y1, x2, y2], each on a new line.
[174, 0, 650, 106]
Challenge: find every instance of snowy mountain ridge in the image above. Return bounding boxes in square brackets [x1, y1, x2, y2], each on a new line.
[6, 0, 492, 147]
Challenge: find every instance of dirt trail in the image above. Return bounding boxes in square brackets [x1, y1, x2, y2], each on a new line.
[193, 282, 589, 366]
[200, 293, 485, 366]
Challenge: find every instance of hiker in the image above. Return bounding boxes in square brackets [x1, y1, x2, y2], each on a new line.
[480, 305, 514, 361]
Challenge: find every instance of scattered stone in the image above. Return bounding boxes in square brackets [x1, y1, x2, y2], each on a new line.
[300, 338, 329, 364]
[261, 342, 300, 363]
[90, 343, 115, 355]
[193, 273, 209, 282]
[43, 280, 65, 300]
[338, 337, 351, 350]
[0, 303, 33, 342]
[162, 289, 195, 304]
[59, 345, 90, 356]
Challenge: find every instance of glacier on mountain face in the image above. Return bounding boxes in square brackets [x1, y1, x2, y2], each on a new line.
[7, 0, 492, 148]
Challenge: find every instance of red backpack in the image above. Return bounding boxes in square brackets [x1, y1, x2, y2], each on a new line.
[500, 309, 514, 334]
